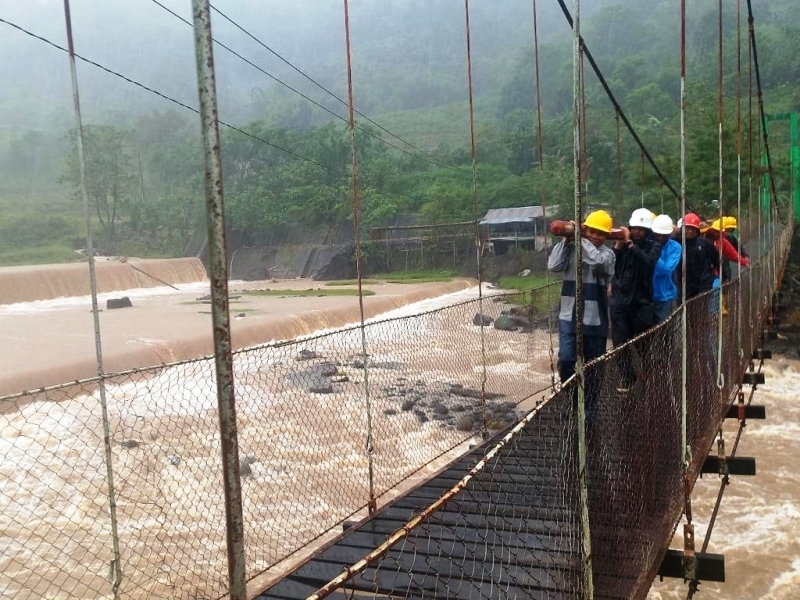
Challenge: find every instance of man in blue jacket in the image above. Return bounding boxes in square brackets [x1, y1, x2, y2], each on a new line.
[651, 214, 682, 322]
[548, 209, 616, 420]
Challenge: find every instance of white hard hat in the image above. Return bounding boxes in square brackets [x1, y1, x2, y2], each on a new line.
[629, 208, 654, 229]
[677, 218, 684, 228]
[651, 214, 674, 235]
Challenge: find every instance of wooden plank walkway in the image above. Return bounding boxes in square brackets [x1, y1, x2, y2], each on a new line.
[257, 399, 588, 600]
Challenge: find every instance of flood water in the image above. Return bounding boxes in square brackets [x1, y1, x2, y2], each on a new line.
[647, 353, 800, 599]
[1, 272, 798, 599]
[0, 282, 558, 599]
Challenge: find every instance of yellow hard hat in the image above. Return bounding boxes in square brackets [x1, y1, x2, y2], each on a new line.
[582, 210, 613, 234]
[699, 221, 712, 234]
[723, 216, 738, 230]
[709, 218, 722, 232]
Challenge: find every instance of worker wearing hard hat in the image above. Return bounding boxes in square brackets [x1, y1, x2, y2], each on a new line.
[703, 218, 750, 281]
[650, 214, 681, 323]
[609, 208, 662, 391]
[548, 209, 616, 420]
[722, 216, 748, 278]
[676, 213, 719, 299]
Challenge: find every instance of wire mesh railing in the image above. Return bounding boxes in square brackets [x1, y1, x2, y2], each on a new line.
[1, 0, 794, 597]
[1, 221, 790, 600]
[1, 283, 564, 599]
[276, 219, 792, 600]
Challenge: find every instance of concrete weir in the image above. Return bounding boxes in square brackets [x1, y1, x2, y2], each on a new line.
[0, 257, 208, 305]
[0, 263, 477, 396]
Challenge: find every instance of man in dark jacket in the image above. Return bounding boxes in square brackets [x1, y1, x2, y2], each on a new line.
[677, 212, 719, 298]
[610, 208, 662, 390]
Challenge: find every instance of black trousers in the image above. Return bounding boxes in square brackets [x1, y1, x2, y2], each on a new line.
[610, 303, 654, 387]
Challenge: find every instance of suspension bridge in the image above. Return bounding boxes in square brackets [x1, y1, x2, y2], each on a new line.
[0, 0, 798, 599]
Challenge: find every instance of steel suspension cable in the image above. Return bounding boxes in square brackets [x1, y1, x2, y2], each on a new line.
[746, 0, 785, 224]
[571, 0, 593, 595]
[62, 2, 122, 597]
[0, 16, 328, 170]
[190, 2, 248, 597]
[736, 0, 744, 362]
[580, 48, 589, 197]
[641, 150, 646, 206]
[531, 0, 557, 391]
[715, 0, 725, 391]
[553, 0, 685, 207]
[748, 28, 755, 329]
[463, 0, 488, 438]
[208, 2, 464, 173]
[150, 0, 457, 173]
[679, 0, 694, 571]
[342, 0, 377, 514]
[615, 110, 622, 203]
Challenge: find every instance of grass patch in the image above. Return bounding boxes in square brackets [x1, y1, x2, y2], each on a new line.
[496, 275, 550, 292]
[324, 279, 381, 286]
[0, 244, 82, 266]
[326, 269, 458, 286]
[242, 288, 376, 297]
[496, 274, 559, 311]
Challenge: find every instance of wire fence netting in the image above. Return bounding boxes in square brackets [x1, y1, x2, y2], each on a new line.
[0, 2, 794, 599]
[1, 220, 791, 600]
[1, 283, 562, 599]
[253, 219, 792, 600]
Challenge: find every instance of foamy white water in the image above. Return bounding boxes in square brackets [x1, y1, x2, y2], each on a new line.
[648, 356, 800, 599]
[0, 283, 550, 599]
[0, 281, 213, 315]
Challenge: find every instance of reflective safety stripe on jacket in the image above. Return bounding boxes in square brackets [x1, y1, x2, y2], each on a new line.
[547, 238, 615, 337]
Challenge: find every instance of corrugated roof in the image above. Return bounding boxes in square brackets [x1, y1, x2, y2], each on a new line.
[479, 206, 553, 225]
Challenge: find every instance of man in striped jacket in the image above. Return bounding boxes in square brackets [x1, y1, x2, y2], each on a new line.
[548, 210, 616, 420]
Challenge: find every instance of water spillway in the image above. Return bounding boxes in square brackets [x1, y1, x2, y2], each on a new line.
[0, 257, 207, 305]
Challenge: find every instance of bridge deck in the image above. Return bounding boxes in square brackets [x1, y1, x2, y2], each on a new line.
[256, 398, 650, 599]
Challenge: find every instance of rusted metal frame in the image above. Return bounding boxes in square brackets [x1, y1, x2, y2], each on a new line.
[615, 111, 622, 202]
[342, 0, 377, 514]
[189, 2, 246, 598]
[463, 0, 490, 438]
[679, 0, 695, 587]
[715, 0, 725, 392]
[62, 2, 122, 597]
[305, 397, 553, 600]
[571, 1, 593, 597]
[531, 0, 557, 391]
[736, 0, 744, 361]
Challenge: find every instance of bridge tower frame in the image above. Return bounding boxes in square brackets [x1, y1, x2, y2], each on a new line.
[762, 112, 800, 220]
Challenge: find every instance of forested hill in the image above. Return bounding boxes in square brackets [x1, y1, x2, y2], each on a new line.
[0, 0, 797, 264]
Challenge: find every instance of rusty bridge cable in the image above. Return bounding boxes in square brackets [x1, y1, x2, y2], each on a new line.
[150, 0, 457, 172]
[570, 0, 594, 595]
[0, 16, 327, 169]
[463, 0, 489, 437]
[746, 0, 785, 224]
[715, 0, 725, 392]
[531, 0, 557, 390]
[553, 0, 688, 210]
[207, 2, 464, 173]
[342, 0, 377, 514]
[62, 1, 122, 597]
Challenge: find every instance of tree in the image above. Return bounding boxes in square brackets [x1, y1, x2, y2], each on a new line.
[64, 125, 138, 251]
